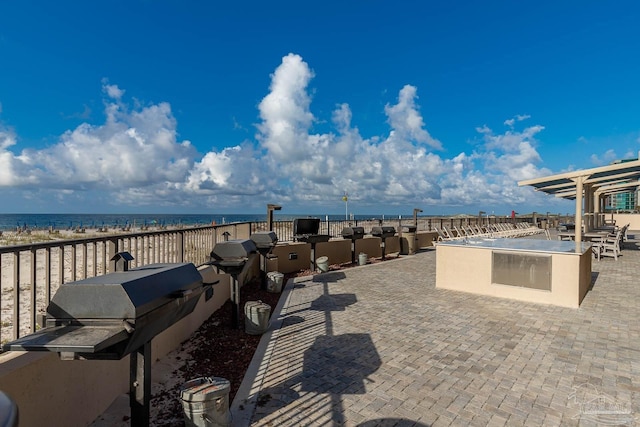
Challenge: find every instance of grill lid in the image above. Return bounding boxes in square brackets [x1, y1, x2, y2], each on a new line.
[293, 218, 321, 236]
[341, 226, 365, 239]
[293, 218, 329, 244]
[210, 239, 257, 260]
[371, 226, 396, 237]
[47, 263, 203, 321]
[250, 231, 278, 249]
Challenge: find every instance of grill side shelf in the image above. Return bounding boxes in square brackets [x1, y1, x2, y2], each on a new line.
[2, 325, 129, 354]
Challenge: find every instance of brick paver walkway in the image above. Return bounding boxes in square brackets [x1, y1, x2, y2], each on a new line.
[231, 234, 640, 426]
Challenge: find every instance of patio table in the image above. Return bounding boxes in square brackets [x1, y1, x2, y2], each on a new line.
[557, 230, 609, 241]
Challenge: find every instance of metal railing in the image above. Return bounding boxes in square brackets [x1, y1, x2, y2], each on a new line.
[1, 214, 570, 345]
[0, 226, 221, 344]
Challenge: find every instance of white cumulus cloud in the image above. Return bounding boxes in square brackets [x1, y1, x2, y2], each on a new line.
[0, 54, 567, 212]
[590, 149, 618, 165]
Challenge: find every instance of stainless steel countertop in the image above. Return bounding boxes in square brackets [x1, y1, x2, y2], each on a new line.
[436, 237, 591, 255]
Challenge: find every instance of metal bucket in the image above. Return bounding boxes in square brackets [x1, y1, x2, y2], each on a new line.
[316, 256, 329, 272]
[244, 301, 271, 335]
[358, 252, 368, 266]
[266, 272, 284, 293]
[180, 377, 231, 427]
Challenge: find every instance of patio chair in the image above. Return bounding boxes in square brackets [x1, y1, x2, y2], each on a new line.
[593, 230, 623, 261]
[621, 223, 630, 247]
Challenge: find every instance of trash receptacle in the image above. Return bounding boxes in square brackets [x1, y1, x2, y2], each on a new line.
[266, 271, 284, 293]
[401, 232, 416, 255]
[316, 256, 329, 272]
[244, 301, 271, 335]
[180, 377, 231, 427]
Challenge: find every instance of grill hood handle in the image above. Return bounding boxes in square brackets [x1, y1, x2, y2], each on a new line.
[170, 289, 193, 298]
[169, 280, 219, 299]
[123, 320, 135, 334]
[202, 280, 220, 287]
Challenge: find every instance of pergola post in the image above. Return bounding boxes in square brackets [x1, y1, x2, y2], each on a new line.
[594, 190, 602, 229]
[584, 183, 593, 232]
[573, 176, 584, 243]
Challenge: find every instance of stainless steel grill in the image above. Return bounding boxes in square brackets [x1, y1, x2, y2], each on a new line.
[341, 226, 365, 263]
[3, 255, 211, 427]
[250, 231, 278, 252]
[293, 218, 330, 244]
[250, 231, 278, 289]
[210, 239, 258, 268]
[371, 226, 397, 259]
[209, 239, 258, 328]
[341, 226, 365, 240]
[5, 262, 205, 357]
[371, 226, 396, 238]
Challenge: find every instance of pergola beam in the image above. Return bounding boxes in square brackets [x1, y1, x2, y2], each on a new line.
[518, 158, 640, 243]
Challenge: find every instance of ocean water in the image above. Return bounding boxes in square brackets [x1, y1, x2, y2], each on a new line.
[0, 213, 403, 231]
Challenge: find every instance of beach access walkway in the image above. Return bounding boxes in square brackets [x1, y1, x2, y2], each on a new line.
[231, 232, 639, 426]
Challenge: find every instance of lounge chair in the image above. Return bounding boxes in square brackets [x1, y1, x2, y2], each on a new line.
[442, 226, 458, 239]
[454, 226, 468, 237]
[433, 227, 449, 241]
[464, 225, 479, 237]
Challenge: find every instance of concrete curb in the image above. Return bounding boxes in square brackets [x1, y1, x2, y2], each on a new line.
[229, 275, 297, 426]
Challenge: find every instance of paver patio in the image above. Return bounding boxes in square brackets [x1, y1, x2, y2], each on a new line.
[231, 233, 640, 426]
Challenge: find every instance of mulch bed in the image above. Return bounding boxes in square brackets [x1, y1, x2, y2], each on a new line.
[150, 276, 281, 425]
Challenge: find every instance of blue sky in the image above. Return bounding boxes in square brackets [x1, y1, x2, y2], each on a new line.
[1, 1, 639, 216]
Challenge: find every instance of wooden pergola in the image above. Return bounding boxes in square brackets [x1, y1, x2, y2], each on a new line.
[518, 159, 640, 243]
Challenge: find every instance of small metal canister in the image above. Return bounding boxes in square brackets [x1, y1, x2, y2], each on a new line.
[180, 377, 231, 427]
[244, 301, 271, 335]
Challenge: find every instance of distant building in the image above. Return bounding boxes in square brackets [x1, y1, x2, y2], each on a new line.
[606, 191, 636, 212]
[605, 157, 639, 212]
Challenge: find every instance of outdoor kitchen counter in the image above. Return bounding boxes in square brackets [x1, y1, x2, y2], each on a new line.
[435, 238, 592, 308]
[438, 237, 592, 253]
